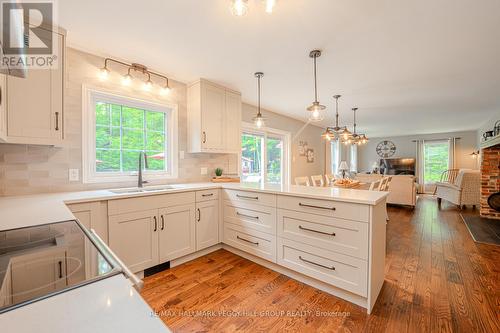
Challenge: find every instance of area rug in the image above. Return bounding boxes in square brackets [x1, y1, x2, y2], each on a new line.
[460, 214, 500, 246]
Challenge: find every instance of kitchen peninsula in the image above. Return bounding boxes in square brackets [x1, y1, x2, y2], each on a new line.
[0, 182, 387, 315]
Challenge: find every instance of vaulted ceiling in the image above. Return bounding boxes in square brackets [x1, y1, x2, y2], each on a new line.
[59, 0, 500, 137]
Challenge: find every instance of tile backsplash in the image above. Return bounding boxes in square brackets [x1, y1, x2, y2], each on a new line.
[0, 48, 238, 196]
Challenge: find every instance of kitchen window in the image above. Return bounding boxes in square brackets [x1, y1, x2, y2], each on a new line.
[241, 123, 290, 185]
[83, 87, 178, 183]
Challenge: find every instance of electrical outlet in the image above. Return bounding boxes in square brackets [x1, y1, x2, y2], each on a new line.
[200, 167, 208, 175]
[69, 169, 79, 182]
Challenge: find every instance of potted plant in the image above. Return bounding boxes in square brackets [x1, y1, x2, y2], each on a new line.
[215, 168, 223, 178]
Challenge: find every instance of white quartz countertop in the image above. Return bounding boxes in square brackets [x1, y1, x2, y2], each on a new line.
[0, 274, 170, 333]
[0, 182, 387, 231]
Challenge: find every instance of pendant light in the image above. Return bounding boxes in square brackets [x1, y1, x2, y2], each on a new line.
[350, 107, 360, 144]
[321, 95, 345, 141]
[253, 72, 265, 128]
[306, 50, 326, 122]
[230, 0, 249, 16]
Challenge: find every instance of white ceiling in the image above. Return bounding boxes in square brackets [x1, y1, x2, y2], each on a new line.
[58, 0, 500, 137]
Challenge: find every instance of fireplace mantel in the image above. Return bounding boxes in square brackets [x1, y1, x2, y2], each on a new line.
[480, 134, 500, 150]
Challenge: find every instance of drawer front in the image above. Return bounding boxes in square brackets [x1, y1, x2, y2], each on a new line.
[277, 195, 369, 222]
[196, 189, 219, 202]
[277, 209, 368, 259]
[108, 191, 195, 215]
[277, 238, 367, 297]
[224, 201, 276, 235]
[224, 223, 276, 262]
[223, 189, 276, 208]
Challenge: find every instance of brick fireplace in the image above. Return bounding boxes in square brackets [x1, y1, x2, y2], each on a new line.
[480, 144, 500, 219]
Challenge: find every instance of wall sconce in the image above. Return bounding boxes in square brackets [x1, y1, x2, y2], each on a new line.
[98, 58, 171, 96]
[470, 150, 480, 158]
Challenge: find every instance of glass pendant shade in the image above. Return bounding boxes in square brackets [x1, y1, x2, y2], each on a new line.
[99, 67, 109, 80]
[307, 50, 325, 122]
[341, 127, 352, 141]
[253, 114, 265, 128]
[231, 0, 248, 16]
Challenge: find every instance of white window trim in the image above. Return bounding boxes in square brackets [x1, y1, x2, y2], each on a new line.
[241, 122, 291, 185]
[82, 85, 178, 184]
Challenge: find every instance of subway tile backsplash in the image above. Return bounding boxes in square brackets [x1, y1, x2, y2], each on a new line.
[0, 48, 238, 196]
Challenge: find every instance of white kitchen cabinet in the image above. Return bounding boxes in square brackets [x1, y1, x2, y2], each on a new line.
[196, 200, 219, 251]
[0, 73, 6, 141]
[2, 28, 65, 145]
[108, 210, 159, 273]
[158, 204, 196, 262]
[10, 247, 67, 304]
[187, 79, 242, 153]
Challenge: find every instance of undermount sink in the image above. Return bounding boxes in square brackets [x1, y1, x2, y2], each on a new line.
[109, 185, 177, 194]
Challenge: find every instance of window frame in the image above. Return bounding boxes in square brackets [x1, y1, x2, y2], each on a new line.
[330, 140, 340, 175]
[241, 122, 291, 185]
[422, 139, 450, 185]
[82, 86, 178, 184]
[349, 144, 358, 173]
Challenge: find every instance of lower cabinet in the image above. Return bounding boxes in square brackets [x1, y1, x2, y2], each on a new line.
[159, 204, 196, 262]
[109, 209, 159, 273]
[196, 200, 219, 251]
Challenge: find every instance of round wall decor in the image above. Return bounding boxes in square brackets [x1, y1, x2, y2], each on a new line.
[376, 140, 396, 158]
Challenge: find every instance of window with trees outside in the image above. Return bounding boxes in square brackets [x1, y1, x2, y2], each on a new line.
[83, 88, 178, 183]
[423, 140, 450, 184]
[241, 125, 289, 185]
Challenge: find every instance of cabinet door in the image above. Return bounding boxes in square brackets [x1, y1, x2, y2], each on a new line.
[10, 247, 67, 304]
[158, 204, 196, 262]
[225, 91, 241, 153]
[0, 73, 6, 141]
[6, 32, 64, 143]
[196, 200, 219, 251]
[108, 210, 159, 273]
[201, 82, 225, 150]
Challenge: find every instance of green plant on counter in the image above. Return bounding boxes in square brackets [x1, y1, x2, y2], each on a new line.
[215, 168, 223, 177]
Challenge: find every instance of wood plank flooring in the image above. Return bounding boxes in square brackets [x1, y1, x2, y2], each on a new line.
[141, 196, 500, 332]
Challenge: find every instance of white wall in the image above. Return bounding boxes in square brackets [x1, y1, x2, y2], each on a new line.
[241, 103, 325, 180]
[357, 130, 479, 172]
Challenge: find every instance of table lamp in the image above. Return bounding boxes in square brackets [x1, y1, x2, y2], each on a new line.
[339, 161, 349, 179]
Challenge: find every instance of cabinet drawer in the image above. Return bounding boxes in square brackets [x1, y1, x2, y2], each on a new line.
[108, 191, 195, 215]
[224, 189, 276, 208]
[277, 209, 368, 259]
[224, 201, 276, 235]
[277, 238, 367, 297]
[196, 189, 219, 202]
[224, 223, 276, 262]
[277, 195, 369, 222]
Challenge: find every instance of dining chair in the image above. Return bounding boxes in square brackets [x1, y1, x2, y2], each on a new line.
[368, 179, 381, 191]
[295, 176, 311, 186]
[311, 175, 325, 187]
[325, 174, 336, 186]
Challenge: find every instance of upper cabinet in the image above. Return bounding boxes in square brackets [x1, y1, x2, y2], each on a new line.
[0, 27, 65, 146]
[187, 79, 241, 153]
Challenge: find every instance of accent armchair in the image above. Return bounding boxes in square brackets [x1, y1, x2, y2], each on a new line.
[435, 169, 480, 209]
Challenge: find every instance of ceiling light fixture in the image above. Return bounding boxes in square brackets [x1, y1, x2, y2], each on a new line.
[350, 107, 369, 145]
[231, 0, 249, 16]
[253, 72, 265, 129]
[321, 95, 346, 141]
[264, 0, 277, 13]
[97, 58, 171, 97]
[306, 49, 326, 122]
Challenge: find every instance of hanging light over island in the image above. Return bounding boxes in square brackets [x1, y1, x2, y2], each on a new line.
[306, 50, 326, 122]
[253, 72, 266, 128]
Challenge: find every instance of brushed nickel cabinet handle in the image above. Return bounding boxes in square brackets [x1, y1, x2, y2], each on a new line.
[299, 225, 335, 236]
[202, 193, 214, 197]
[160, 215, 165, 230]
[153, 216, 157, 232]
[236, 212, 259, 220]
[299, 256, 335, 271]
[197, 208, 201, 222]
[299, 203, 335, 211]
[236, 235, 259, 245]
[55, 112, 60, 131]
[236, 194, 259, 200]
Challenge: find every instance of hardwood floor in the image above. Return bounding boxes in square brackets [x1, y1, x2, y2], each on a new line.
[141, 196, 500, 332]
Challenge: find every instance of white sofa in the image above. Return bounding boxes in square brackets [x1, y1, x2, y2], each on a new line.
[355, 174, 417, 207]
[435, 169, 480, 208]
